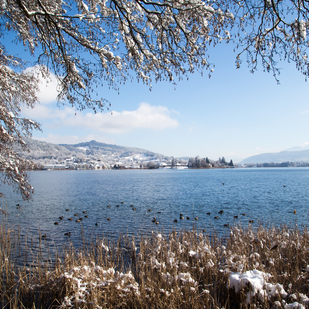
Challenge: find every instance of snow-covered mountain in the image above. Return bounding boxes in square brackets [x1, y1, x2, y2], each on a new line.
[240, 148, 309, 164]
[17, 138, 174, 169]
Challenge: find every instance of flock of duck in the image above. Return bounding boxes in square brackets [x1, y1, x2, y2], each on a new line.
[54, 209, 88, 225]
[51, 203, 129, 237]
[36, 182, 295, 239]
[168, 210, 252, 228]
[14, 183, 295, 240]
[52, 209, 92, 236]
[48, 202, 274, 239]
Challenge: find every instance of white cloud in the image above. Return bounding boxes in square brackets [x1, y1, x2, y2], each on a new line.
[24, 102, 179, 134]
[24, 66, 60, 104]
[20, 67, 179, 134]
[22, 105, 73, 123]
[65, 103, 179, 133]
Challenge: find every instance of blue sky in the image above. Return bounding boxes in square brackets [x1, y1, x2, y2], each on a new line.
[20, 41, 309, 163]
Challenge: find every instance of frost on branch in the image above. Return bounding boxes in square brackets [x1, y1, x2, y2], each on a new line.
[0, 0, 235, 112]
[0, 47, 40, 200]
[231, 1, 309, 81]
[2, 0, 309, 108]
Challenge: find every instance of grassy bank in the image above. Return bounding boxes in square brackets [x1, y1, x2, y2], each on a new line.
[1, 222, 309, 308]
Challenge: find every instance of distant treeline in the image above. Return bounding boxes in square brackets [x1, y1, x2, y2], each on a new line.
[188, 156, 234, 168]
[115, 156, 235, 170]
[244, 161, 309, 168]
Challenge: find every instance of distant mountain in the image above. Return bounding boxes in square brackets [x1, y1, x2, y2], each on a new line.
[16, 138, 86, 161]
[16, 138, 172, 166]
[59, 140, 167, 159]
[240, 148, 309, 164]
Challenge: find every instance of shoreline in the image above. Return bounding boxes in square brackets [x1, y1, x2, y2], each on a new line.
[28, 165, 309, 172]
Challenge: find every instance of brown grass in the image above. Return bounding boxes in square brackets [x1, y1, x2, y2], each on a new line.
[1, 223, 309, 308]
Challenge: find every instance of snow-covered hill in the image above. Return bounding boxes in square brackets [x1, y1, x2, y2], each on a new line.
[241, 148, 309, 164]
[17, 138, 174, 169]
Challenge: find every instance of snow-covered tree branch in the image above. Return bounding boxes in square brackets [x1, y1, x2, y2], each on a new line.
[230, 0, 309, 81]
[0, 50, 41, 199]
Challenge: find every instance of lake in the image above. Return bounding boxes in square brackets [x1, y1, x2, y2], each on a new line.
[1, 168, 309, 259]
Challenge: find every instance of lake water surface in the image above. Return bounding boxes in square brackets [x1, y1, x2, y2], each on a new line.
[1, 168, 309, 257]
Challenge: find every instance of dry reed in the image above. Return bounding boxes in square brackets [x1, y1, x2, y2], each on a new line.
[1, 223, 309, 308]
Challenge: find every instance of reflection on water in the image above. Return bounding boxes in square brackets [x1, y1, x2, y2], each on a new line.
[1, 168, 309, 262]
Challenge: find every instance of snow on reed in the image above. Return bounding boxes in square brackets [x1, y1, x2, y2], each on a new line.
[228, 269, 288, 304]
[59, 264, 139, 307]
[2, 224, 309, 308]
